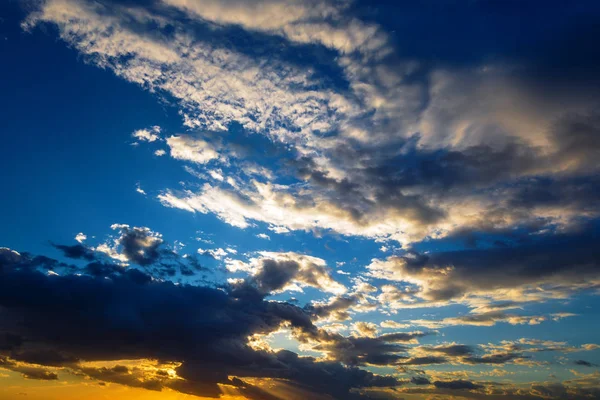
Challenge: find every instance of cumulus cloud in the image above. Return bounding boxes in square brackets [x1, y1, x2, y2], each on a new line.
[229, 252, 346, 296]
[0, 246, 399, 399]
[166, 135, 222, 165]
[93, 224, 164, 266]
[132, 126, 161, 143]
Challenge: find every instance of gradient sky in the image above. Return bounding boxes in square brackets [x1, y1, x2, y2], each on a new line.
[1, 1, 600, 399]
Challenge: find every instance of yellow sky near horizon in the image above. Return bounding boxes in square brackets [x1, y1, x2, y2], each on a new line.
[0, 367, 249, 400]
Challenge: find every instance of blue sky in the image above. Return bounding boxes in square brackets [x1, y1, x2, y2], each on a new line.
[1, 1, 600, 399]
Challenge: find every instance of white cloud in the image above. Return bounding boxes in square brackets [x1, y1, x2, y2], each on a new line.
[380, 320, 411, 329]
[154, 149, 166, 156]
[136, 183, 147, 195]
[208, 169, 224, 181]
[162, 0, 390, 57]
[166, 136, 221, 165]
[74, 232, 87, 243]
[132, 126, 161, 142]
[156, 181, 445, 245]
[198, 247, 228, 260]
[256, 233, 270, 240]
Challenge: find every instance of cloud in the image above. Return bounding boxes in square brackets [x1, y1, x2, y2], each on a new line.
[296, 328, 434, 367]
[12, 0, 600, 398]
[135, 183, 147, 195]
[306, 293, 365, 322]
[52, 243, 97, 261]
[166, 135, 222, 165]
[574, 360, 598, 367]
[0, 246, 399, 399]
[0, 357, 59, 380]
[410, 376, 430, 386]
[197, 247, 228, 260]
[230, 252, 346, 296]
[352, 322, 378, 338]
[433, 379, 482, 390]
[162, 0, 389, 56]
[22, 0, 600, 253]
[132, 126, 161, 143]
[406, 311, 576, 329]
[74, 233, 87, 243]
[92, 224, 165, 266]
[368, 225, 600, 307]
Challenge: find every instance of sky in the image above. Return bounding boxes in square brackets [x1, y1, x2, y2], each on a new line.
[1, 0, 600, 399]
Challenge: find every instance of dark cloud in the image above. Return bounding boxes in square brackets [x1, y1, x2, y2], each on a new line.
[78, 364, 163, 391]
[113, 225, 163, 266]
[248, 259, 301, 294]
[410, 376, 430, 385]
[230, 254, 345, 298]
[0, 248, 398, 399]
[297, 329, 434, 367]
[371, 222, 600, 304]
[433, 379, 482, 390]
[422, 344, 475, 357]
[306, 293, 365, 321]
[463, 353, 525, 365]
[574, 359, 598, 367]
[550, 113, 600, 171]
[51, 243, 97, 261]
[0, 357, 59, 380]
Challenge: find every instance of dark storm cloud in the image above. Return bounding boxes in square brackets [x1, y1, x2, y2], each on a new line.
[0, 248, 398, 399]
